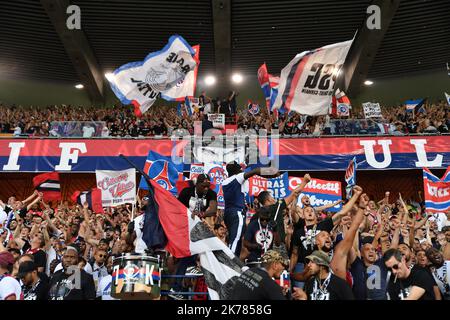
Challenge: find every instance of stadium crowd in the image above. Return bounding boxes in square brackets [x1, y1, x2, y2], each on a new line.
[0, 168, 449, 300]
[0, 95, 448, 138]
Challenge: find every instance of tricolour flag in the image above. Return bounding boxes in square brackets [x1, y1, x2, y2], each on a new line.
[139, 151, 184, 195]
[272, 40, 353, 115]
[142, 178, 243, 299]
[32, 172, 61, 201]
[330, 88, 351, 117]
[71, 188, 103, 214]
[345, 157, 357, 199]
[107, 35, 198, 117]
[422, 168, 450, 213]
[405, 98, 426, 113]
[445, 92, 450, 105]
[257, 63, 280, 112]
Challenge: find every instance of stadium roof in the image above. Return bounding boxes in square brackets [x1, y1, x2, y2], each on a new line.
[0, 0, 449, 100]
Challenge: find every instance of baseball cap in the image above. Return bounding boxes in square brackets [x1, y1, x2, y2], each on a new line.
[261, 250, 289, 267]
[17, 261, 37, 279]
[305, 250, 331, 268]
[0, 251, 15, 267]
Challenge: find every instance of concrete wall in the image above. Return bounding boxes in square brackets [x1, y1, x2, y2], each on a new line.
[1, 70, 448, 109]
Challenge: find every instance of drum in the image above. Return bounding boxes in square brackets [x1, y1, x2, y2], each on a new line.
[244, 258, 262, 268]
[111, 253, 161, 300]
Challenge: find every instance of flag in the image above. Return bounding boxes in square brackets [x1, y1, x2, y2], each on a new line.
[139, 151, 184, 195]
[32, 172, 61, 201]
[107, 35, 198, 117]
[272, 39, 353, 115]
[257, 63, 280, 112]
[143, 178, 243, 299]
[247, 100, 260, 115]
[330, 88, 351, 116]
[71, 188, 103, 214]
[405, 98, 426, 114]
[184, 96, 193, 116]
[161, 45, 200, 101]
[345, 157, 357, 199]
[422, 168, 450, 213]
[445, 92, 450, 105]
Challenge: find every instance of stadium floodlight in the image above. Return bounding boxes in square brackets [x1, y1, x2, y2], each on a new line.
[232, 73, 243, 84]
[364, 80, 374, 86]
[205, 75, 216, 86]
[75, 84, 84, 89]
[105, 72, 115, 81]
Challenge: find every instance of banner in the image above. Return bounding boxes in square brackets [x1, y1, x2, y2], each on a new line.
[362, 102, 382, 118]
[422, 168, 450, 213]
[289, 177, 342, 212]
[107, 35, 198, 116]
[189, 163, 204, 180]
[248, 173, 290, 199]
[96, 169, 136, 207]
[272, 40, 353, 115]
[207, 113, 225, 129]
[1, 136, 450, 172]
[204, 163, 227, 209]
[193, 145, 246, 164]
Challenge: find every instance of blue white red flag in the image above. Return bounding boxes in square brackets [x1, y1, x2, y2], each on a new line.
[71, 188, 103, 214]
[345, 157, 357, 199]
[422, 168, 450, 213]
[107, 35, 198, 117]
[139, 151, 183, 195]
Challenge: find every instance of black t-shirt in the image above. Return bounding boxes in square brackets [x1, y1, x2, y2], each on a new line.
[244, 219, 275, 262]
[304, 273, 354, 300]
[387, 266, 436, 300]
[32, 250, 47, 270]
[178, 186, 217, 215]
[48, 268, 96, 300]
[265, 200, 287, 243]
[292, 218, 334, 263]
[228, 268, 286, 300]
[23, 274, 49, 300]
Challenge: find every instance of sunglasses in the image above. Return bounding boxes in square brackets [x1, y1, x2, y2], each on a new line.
[388, 263, 400, 272]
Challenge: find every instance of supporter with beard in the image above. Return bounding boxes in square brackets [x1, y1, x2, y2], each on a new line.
[426, 247, 450, 299]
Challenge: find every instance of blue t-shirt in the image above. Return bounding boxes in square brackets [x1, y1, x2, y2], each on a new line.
[350, 257, 389, 300]
[223, 172, 246, 211]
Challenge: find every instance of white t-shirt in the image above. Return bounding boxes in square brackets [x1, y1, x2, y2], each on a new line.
[82, 126, 96, 138]
[84, 262, 109, 296]
[13, 127, 22, 136]
[98, 275, 118, 300]
[134, 215, 148, 254]
[46, 247, 57, 276]
[0, 276, 22, 300]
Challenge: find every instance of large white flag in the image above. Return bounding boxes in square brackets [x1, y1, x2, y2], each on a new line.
[108, 35, 198, 116]
[272, 40, 353, 115]
[161, 45, 200, 102]
[96, 169, 136, 207]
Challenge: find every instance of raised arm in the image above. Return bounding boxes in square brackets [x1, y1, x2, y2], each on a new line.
[331, 186, 363, 226]
[284, 174, 311, 206]
[243, 166, 280, 180]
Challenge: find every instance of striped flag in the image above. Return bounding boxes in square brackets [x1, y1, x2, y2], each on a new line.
[422, 168, 450, 213]
[71, 188, 103, 214]
[405, 98, 426, 114]
[143, 178, 243, 299]
[272, 39, 353, 115]
[345, 157, 357, 199]
[32, 172, 61, 201]
[257, 63, 280, 112]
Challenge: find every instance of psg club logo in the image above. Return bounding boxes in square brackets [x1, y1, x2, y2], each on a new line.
[147, 160, 178, 191]
[338, 103, 348, 114]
